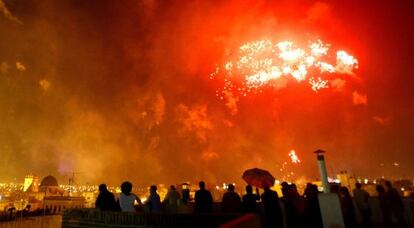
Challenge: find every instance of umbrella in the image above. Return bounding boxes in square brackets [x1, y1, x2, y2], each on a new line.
[242, 168, 275, 188]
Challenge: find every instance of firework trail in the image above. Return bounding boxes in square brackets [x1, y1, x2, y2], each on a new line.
[275, 150, 302, 181]
[211, 39, 358, 97]
[289, 150, 301, 164]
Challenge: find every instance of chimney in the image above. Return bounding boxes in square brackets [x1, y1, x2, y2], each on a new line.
[315, 149, 330, 193]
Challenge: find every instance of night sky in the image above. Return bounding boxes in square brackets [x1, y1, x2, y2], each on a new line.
[0, 0, 413, 185]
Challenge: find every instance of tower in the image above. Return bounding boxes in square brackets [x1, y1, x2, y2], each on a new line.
[23, 175, 34, 192]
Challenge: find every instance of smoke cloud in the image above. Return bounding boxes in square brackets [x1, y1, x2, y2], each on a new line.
[330, 78, 346, 91]
[0, 0, 413, 185]
[0, 0, 22, 24]
[373, 115, 392, 125]
[352, 91, 368, 105]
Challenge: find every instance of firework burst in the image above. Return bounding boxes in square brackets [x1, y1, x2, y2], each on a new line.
[289, 150, 301, 164]
[211, 39, 358, 97]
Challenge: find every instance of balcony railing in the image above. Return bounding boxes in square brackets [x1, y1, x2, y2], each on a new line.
[62, 208, 259, 228]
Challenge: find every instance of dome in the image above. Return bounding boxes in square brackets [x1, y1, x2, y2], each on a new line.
[40, 175, 58, 187]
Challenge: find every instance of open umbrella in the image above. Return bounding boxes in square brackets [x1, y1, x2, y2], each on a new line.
[242, 168, 275, 188]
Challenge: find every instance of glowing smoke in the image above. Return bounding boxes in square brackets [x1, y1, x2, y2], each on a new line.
[352, 91, 368, 105]
[2, 0, 408, 185]
[0, 0, 22, 24]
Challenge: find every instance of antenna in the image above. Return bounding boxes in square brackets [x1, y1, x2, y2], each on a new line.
[69, 172, 75, 195]
[64, 171, 83, 196]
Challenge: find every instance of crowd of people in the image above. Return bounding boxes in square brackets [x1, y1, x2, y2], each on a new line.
[333, 180, 407, 228]
[95, 180, 322, 228]
[95, 180, 410, 228]
[374, 181, 407, 228]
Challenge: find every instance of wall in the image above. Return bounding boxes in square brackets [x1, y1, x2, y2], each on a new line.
[0, 196, 412, 228]
[0, 215, 61, 228]
[62, 209, 242, 228]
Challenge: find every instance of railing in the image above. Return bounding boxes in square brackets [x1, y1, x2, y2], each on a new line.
[0, 197, 413, 228]
[0, 210, 50, 222]
[218, 214, 261, 228]
[62, 209, 255, 228]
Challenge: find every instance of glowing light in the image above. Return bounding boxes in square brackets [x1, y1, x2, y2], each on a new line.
[309, 40, 330, 56]
[289, 150, 301, 164]
[16, 62, 26, 71]
[309, 77, 329, 92]
[393, 162, 399, 166]
[39, 79, 51, 92]
[211, 39, 359, 97]
[316, 62, 335, 73]
[336, 51, 358, 73]
[337, 51, 358, 67]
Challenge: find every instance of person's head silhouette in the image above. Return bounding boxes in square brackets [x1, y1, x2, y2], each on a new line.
[121, 181, 133, 195]
[150, 185, 157, 193]
[339, 187, 351, 198]
[291, 183, 297, 191]
[376, 185, 385, 193]
[199, 181, 206, 190]
[355, 182, 362, 189]
[170, 185, 176, 191]
[99, 184, 108, 193]
[385, 180, 392, 189]
[228, 184, 235, 192]
[246, 185, 253, 194]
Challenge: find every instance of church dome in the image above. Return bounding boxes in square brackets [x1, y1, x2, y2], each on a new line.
[40, 175, 58, 187]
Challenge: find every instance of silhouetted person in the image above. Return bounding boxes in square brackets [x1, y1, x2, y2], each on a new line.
[195, 181, 213, 213]
[339, 187, 357, 228]
[385, 181, 406, 227]
[261, 185, 283, 228]
[281, 182, 294, 225]
[376, 185, 392, 227]
[146, 185, 161, 213]
[8, 207, 15, 219]
[282, 183, 305, 228]
[96, 184, 118, 211]
[163, 185, 181, 213]
[353, 183, 371, 227]
[242, 185, 260, 213]
[303, 183, 323, 228]
[181, 184, 190, 205]
[410, 193, 414, 219]
[119, 181, 142, 212]
[291, 184, 306, 227]
[221, 184, 242, 213]
[24, 205, 31, 216]
[281, 182, 289, 198]
[330, 184, 340, 194]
